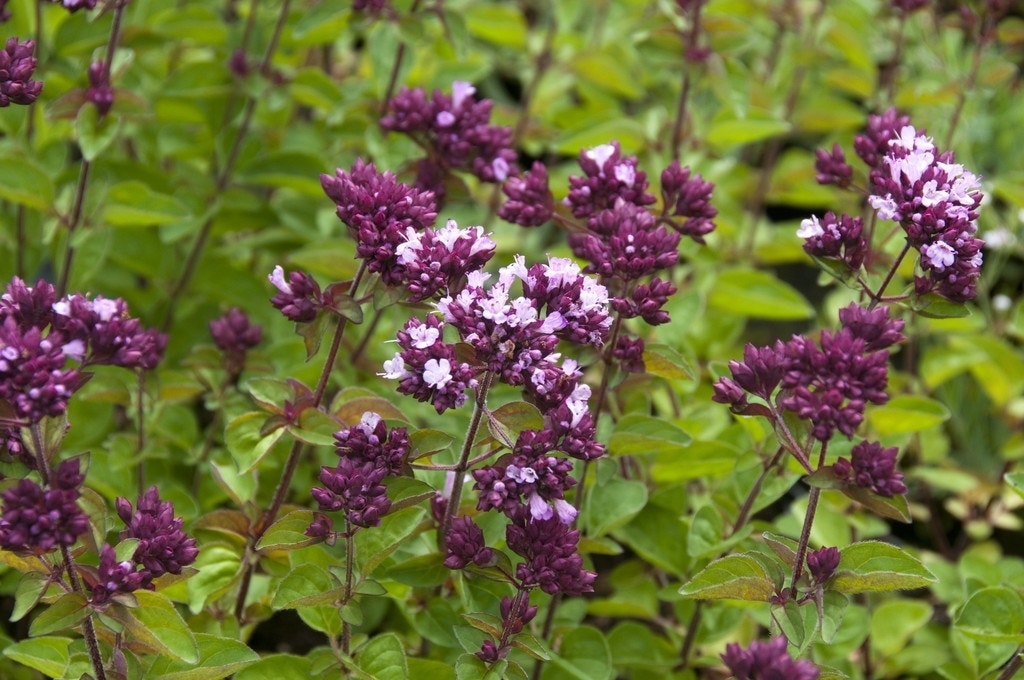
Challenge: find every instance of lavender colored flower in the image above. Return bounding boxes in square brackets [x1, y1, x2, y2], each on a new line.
[834, 440, 907, 497]
[268, 265, 324, 323]
[395, 219, 496, 301]
[89, 544, 147, 606]
[381, 316, 477, 414]
[572, 201, 681, 281]
[797, 212, 868, 270]
[312, 457, 392, 528]
[209, 307, 262, 376]
[806, 546, 840, 585]
[53, 0, 98, 12]
[0, 317, 83, 424]
[780, 329, 891, 441]
[116, 486, 199, 582]
[721, 636, 820, 680]
[660, 160, 717, 242]
[813, 143, 853, 188]
[506, 507, 595, 596]
[499, 162, 555, 227]
[334, 411, 409, 476]
[473, 435, 577, 523]
[854, 107, 912, 172]
[381, 81, 518, 191]
[51, 294, 166, 370]
[0, 459, 88, 554]
[517, 256, 613, 348]
[565, 142, 655, 221]
[86, 62, 113, 116]
[0, 37, 42, 107]
[547, 388, 605, 461]
[320, 159, 438, 286]
[443, 515, 496, 569]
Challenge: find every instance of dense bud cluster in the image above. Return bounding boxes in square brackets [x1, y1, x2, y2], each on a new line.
[0, 459, 88, 554]
[721, 636, 820, 680]
[0, 37, 42, 107]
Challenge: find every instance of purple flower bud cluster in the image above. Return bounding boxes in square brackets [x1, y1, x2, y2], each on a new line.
[721, 636, 820, 680]
[714, 304, 905, 443]
[814, 143, 854, 188]
[320, 159, 438, 286]
[660, 160, 718, 243]
[565, 141, 655, 221]
[395, 219, 497, 302]
[473, 430, 578, 524]
[1, 277, 165, 425]
[86, 62, 113, 116]
[833, 440, 907, 497]
[853, 108, 913, 173]
[310, 412, 410, 530]
[0, 459, 88, 554]
[506, 507, 596, 595]
[866, 124, 984, 301]
[571, 200, 681, 281]
[0, 37, 42, 107]
[268, 266, 324, 322]
[797, 212, 868, 270]
[806, 546, 840, 584]
[443, 515, 496, 569]
[209, 307, 262, 376]
[475, 592, 539, 662]
[381, 81, 517, 199]
[498, 162, 555, 227]
[115, 486, 199, 585]
[89, 544, 148, 606]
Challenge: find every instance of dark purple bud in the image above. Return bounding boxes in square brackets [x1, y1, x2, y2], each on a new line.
[806, 546, 841, 584]
[660, 160, 717, 242]
[814, 144, 853, 188]
[443, 515, 495, 569]
[499, 162, 555, 227]
[721, 636, 820, 680]
[86, 62, 114, 117]
[835, 441, 907, 497]
[268, 266, 324, 323]
[0, 37, 43, 107]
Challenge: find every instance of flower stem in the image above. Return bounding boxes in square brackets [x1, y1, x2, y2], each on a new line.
[341, 523, 355, 655]
[379, 0, 423, 117]
[439, 372, 493, 546]
[60, 545, 107, 680]
[789, 441, 829, 592]
[868, 240, 911, 309]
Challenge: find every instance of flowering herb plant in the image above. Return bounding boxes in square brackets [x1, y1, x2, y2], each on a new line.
[1, 1, 1023, 679]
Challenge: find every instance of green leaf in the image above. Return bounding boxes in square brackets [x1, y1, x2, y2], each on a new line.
[608, 414, 692, 457]
[272, 563, 343, 609]
[111, 590, 199, 663]
[257, 510, 319, 552]
[2, 636, 72, 678]
[150, 6, 229, 45]
[583, 477, 648, 537]
[144, 633, 259, 680]
[554, 118, 647, 156]
[606, 621, 677, 669]
[642, 343, 696, 381]
[840, 485, 911, 523]
[955, 586, 1024, 643]
[234, 654, 311, 680]
[650, 439, 738, 482]
[613, 504, 689, 576]
[776, 599, 818, 654]
[464, 5, 527, 47]
[357, 633, 408, 680]
[708, 268, 814, 320]
[830, 541, 935, 594]
[678, 553, 777, 601]
[542, 625, 613, 680]
[76, 105, 122, 161]
[913, 293, 972, 319]
[387, 553, 449, 588]
[1005, 471, 1024, 501]
[0, 155, 54, 211]
[297, 605, 343, 637]
[409, 428, 456, 459]
[486, 401, 544, 448]
[11, 572, 48, 622]
[572, 51, 642, 99]
[870, 599, 933, 656]
[686, 505, 752, 558]
[105, 181, 190, 226]
[225, 412, 286, 474]
[355, 506, 427, 576]
[292, 2, 350, 45]
[407, 657, 457, 680]
[820, 591, 849, 645]
[706, 118, 791, 148]
[332, 390, 409, 425]
[187, 545, 242, 614]
[869, 395, 950, 435]
[456, 654, 505, 680]
[28, 593, 89, 637]
[238, 152, 325, 196]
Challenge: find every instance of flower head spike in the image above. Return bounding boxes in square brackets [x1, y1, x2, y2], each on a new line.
[0, 38, 43, 106]
[116, 486, 199, 583]
[833, 440, 907, 497]
[269, 266, 324, 322]
[660, 160, 717, 242]
[0, 459, 88, 554]
[86, 61, 113, 116]
[566, 141, 655, 221]
[721, 636, 820, 680]
[499, 162, 555, 227]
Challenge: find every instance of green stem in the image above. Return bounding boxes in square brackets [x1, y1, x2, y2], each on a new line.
[439, 372, 494, 545]
[60, 545, 107, 680]
[379, 0, 423, 117]
[341, 524, 355, 655]
[56, 160, 92, 298]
